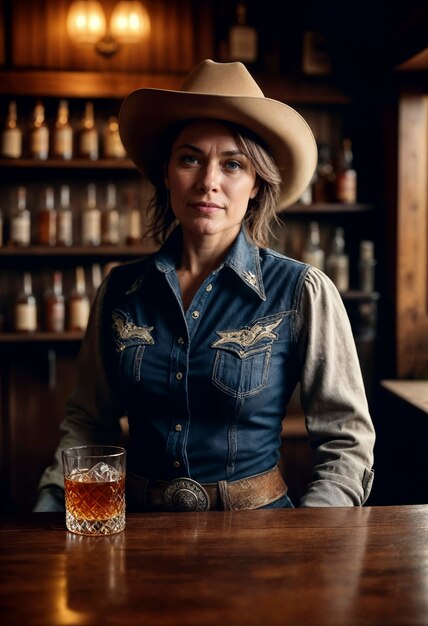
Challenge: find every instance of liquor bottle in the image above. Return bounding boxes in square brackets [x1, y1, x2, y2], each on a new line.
[1, 100, 23, 159]
[57, 185, 73, 247]
[298, 177, 313, 206]
[228, 2, 258, 63]
[14, 272, 38, 332]
[68, 266, 91, 331]
[101, 183, 120, 245]
[28, 101, 49, 160]
[44, 271, 65, 332]
[123, 189, 142, 245]
[103, 116, 126, 159]
[78, 101, 98, 160]
[53, 99, 73, 160]
[9, 186, 31, 247]
[302, 221, 325, 271]
[313, 145, 336, 203]
[81, 183, 101, 246]
[91, 263, 103, 301]
[359, 240, 376, 293]
[37, 187, 57, 246]
[325, 227, 349, 292]
[335, 138, 357, 204]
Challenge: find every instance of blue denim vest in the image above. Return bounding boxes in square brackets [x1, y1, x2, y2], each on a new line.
[106, 227, 309, 483]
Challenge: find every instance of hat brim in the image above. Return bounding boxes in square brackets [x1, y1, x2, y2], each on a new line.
[119, 89, 317, 210]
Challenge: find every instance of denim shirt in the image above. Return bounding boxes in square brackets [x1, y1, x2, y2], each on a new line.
[38, 226, 375, 507]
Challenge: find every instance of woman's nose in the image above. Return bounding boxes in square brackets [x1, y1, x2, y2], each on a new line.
[197, 163, 219, 193]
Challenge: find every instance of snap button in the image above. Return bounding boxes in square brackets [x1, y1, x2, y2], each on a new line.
[176, 372, 183, 380]
[172, 460, 181, 468]
[206, 284, 212, 292]
[177, 336, 185, 345]
[191, 310, 200, 319]
[175, 424, 182, 432]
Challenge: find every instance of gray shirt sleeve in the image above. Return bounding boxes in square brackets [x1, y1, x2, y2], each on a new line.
[296, 267, 375, 506]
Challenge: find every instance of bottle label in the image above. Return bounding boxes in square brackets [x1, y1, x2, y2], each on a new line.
[302, 250, 325, 272]
[359, 263, 375, 292]
[229, 26, 258, 62]
[128, 210, 142, 240]
[38, 211, 57, 246]
[30, 127, 49, 159]
[1, 129, 22, 158]
[57, 212, 73, 246]
[102, 211, 120, 244]
[104, 132, 126, 159]
[15, 303, 37, 331]
[69, 299, 90, 330]
[11, 216, 31, 245]
[336, 171, 357, 203]
[327, 259, 350, 292]
[82, 210, 101, 245]
[49, 301, 66, 332]
[79, 131, 98, 159]
[54, 128, 73, 159]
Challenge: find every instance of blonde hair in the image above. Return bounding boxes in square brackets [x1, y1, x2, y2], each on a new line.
[146, 120, 282, 247]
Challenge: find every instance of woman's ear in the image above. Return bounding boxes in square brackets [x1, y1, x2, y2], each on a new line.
[250, 183, 259, 199]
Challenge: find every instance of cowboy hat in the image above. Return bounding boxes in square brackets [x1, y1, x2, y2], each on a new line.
[119, 59, 317, 210]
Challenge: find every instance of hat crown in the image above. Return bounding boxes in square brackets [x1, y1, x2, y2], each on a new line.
[180, 59, 265, 98]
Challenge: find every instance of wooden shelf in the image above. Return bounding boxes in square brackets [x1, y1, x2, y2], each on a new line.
[255, 75, 352, 105]
[283, 202, 375, 215]
[0, 332, 83, 343]
[0, 70, 353, 105]
[0, 158, 137, 170]
[0, 244, 157, 257]
[341, 290, 380, 302]
[0, 70, 186, 99]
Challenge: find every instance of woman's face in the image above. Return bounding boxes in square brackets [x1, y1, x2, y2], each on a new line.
[165, 120, 259, 242]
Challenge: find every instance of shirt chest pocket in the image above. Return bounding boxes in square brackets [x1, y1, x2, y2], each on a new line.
[211, 313, 286, 399]
[212, 343, 272, 398]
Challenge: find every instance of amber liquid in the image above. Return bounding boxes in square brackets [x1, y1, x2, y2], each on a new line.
[65, 474, 125, 521]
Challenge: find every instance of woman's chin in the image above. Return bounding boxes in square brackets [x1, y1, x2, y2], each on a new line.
[181, 218, 240, 240]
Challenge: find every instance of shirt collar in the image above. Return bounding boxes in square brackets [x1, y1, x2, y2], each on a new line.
[154, 226, 266, 301]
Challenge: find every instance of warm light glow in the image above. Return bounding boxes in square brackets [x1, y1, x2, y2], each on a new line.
[110, 1, 151, 43]
[67, 1, 107, 44]
[67, 0, 150, 56]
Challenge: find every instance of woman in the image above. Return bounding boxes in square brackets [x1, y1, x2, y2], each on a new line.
[35, 59, 375, 512]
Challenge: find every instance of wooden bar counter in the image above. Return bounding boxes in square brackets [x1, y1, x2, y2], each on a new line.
[1, 506, 428, 625]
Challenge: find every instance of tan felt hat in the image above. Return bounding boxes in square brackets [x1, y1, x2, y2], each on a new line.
[119, 59, 317, 210]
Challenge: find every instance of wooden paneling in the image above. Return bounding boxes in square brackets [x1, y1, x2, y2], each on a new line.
[2, 345, 80, 512]
[10, 0, 212, 73]
[396, 94, 428, 378]
[0, 70, 186, 98]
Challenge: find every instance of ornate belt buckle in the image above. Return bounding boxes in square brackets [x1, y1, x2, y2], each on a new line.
[163, 478, 210, 512]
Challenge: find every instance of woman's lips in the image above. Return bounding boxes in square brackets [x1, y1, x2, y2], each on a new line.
[189, 201, 222, 213]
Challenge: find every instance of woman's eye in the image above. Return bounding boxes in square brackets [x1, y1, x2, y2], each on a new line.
[181, 155, 199, 166]
[225, 160, 242, 171]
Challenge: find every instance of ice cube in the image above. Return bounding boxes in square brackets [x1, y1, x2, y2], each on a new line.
[69, 467, 92, 482]
[86, 462, 120, 482]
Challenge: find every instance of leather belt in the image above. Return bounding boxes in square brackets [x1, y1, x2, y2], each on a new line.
[126, 466, 287, 512]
